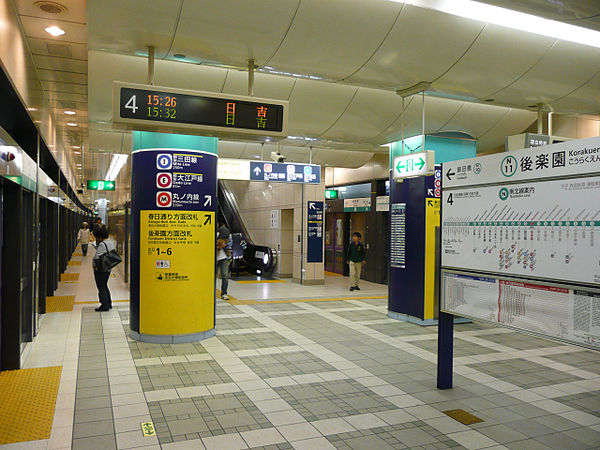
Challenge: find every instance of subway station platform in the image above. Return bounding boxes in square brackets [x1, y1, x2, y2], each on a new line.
[3, 251, 600, 450]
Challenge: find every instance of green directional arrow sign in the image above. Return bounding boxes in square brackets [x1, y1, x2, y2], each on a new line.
[393, 151, 433, 180]
[415, 157, 425, 170]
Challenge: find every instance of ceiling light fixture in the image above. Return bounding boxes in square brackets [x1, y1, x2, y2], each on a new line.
[105, 154, 128, 181]
[66, 122, 77, 127]
[44, 25, 65, 36]
[72, 145, 80, 149]
[27, 107, 38, 112]
[403, 0, 600, 49]
[64, 110, 75, 115]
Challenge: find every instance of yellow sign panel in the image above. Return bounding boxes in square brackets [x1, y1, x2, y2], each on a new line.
[140, 210, 215, 335]
[141, 422, 156, 436]
[424, 198, 440, 320]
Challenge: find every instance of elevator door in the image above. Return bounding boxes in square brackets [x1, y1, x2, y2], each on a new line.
[325, 213, 345, 275]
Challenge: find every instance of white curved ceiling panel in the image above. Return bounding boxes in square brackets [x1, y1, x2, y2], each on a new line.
[321, 87, 404, 142]
[88, 0, 181, 57]
[266, 0, 401, 80]
[550, 73, 600, 115]
[435, 25, 556, 100]
[347, 5, 484, 90]
[493, 41, 600, 108]
[421, 96, 465, 133]
[375, 95, 433, 145]
[339, 150, 377, 168]
[221, 69, 295, 100]
[169, 0, 299, 66]
[476, 108, 537, 151]
[287, 79, 358, 137]
[155, 62, 226, 93]
[440, 102, 509, 137]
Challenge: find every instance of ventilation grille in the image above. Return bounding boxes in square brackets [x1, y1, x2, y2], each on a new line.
[46, 43, 72, 57]
[35, 1, 67, 14]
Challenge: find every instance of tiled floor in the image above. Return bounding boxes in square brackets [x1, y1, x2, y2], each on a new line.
[4, 254, 600, 449]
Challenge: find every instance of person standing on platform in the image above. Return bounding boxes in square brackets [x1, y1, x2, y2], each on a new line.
[92, 226, 114, 311]
[77, 222, 91, 256]
[216, 220, 232, 300]
[91, 217, 104, 238]
[347, 232, 366, 291]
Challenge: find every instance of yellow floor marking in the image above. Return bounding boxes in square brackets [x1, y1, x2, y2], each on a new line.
[221, 294, 386, 305]
[444, 409, 483, 425]
[324, 271, 342, 277]
[141, 421, 156, 436]
[234, 280, 286, 284]
[46, 296, 75, 312]
[68, 260, 82, 266]
[60, 273, 79, 282]
[72, 252, 83, 256]
[0, 366, 62, 444]
[75, 300, 129, 305]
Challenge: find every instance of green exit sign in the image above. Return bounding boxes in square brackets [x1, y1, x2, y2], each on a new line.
[325, 189, 338, 199]
[87, 180, 115, 191]
[393, 151, 434, 181]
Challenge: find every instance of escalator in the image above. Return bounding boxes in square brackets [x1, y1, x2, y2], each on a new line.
[218, 180, 277, 276]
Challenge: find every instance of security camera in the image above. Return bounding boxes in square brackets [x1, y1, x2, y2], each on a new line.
[271, 151, 286, 163]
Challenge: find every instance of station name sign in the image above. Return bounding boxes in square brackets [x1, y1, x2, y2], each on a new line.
[113, 82, 288, 139]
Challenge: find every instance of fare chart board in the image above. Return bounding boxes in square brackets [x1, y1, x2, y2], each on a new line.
[441, 136, 600, 349]
[442, 177, 600, 285]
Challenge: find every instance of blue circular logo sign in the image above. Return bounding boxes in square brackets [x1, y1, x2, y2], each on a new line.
[304, 166, 312, 175]
[157, 154, 173, 170]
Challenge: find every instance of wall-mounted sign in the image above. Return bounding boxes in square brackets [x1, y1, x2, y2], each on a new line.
[270, 210, 279, 229]
[376, 195, 389, 212]
[87, 180, 116, 191]
[390, 203, 406, 268]
[307, 201, 323, 263]
[325, 189, 338, 199]
[250, 162, 321, 184]
[114, 82, 288, 139]
[217, 158, 250, 181]
[393, 151, 435, 181]
[343, 197, 371, 212]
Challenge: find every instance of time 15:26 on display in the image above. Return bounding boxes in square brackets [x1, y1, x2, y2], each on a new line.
[147, 94, 177, 119]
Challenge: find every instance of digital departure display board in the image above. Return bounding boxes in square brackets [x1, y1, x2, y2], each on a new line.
[113, 82, 288, 138]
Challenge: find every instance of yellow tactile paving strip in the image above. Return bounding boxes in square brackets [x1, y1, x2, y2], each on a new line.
[218, 290, 386, 305]
[68, 260, 82, 266]
[234, 279, 286, 284]
[46, 296, 75, 312]
[75, 300, 130, 305]
[72, 252, 83, 256]
[445, 409, 483, 425]
[324, 271, 343, 277]
[0, 366, 62, 444]
[60, 272, 80, 282]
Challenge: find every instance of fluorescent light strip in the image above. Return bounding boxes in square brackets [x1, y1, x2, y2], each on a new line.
[105, 154, 128, 181]
[402, 0, 600, 49]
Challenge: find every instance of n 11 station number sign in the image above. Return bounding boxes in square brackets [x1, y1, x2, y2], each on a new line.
[113, 82, 289, 139]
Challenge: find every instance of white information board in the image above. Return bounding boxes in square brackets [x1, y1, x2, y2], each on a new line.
[442, 176, 600, 285]
[443, 135, 600, 188]
[443, 272, 600, 349]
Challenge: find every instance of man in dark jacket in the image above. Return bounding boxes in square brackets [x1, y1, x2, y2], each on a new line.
[347, 232, 366, 291]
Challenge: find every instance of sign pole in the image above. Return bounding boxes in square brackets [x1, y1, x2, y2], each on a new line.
[437, 311, 454, 389]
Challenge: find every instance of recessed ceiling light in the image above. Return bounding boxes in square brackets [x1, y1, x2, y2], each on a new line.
[27, 107, 38, 112]
[66, 122, 77, 127]
[72, 145, 81, 149]
[64, 110, 76, 115]
[45, 25, 65, 36]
